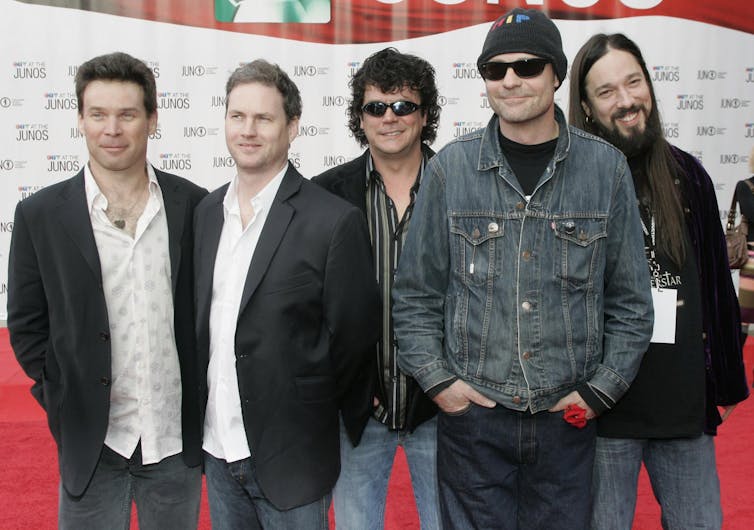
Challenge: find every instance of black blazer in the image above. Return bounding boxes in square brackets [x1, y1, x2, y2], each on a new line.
[7, 168, 208, 497]
[194, 165, 379, 511]
[313, 147, 438, 433]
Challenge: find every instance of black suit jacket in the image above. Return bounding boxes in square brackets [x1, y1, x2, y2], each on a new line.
[7, 168, 207, 497]
[313, 146, 438, 433]
[194, 165, 379, 511]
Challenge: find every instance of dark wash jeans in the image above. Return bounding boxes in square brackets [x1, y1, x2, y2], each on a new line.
[58, 445, 201, 530]
[437, 403, 596, 530]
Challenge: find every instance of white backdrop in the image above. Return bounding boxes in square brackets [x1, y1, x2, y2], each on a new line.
[1, 0, 753, 319]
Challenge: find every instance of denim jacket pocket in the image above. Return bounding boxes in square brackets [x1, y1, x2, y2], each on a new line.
[450, 214, 505, 286]
[552, 218, 607, 286]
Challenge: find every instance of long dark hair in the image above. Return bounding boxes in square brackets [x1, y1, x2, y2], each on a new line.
[569, 33, 686, 269]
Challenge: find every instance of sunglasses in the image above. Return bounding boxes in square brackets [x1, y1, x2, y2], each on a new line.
[362, 100, 421, 117]
[478, 58, 549, 81]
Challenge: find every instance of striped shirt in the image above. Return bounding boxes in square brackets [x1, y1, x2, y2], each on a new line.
[366, 152, 426, 430]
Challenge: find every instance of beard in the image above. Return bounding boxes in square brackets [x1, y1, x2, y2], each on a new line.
[592, 104, 661, 159]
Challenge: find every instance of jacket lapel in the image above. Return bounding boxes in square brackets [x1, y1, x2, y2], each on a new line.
[156, 170, 187, 295]
[237, 166, 301, 315]
[56, 172, 103, 285]
[196, 187, 226, 328]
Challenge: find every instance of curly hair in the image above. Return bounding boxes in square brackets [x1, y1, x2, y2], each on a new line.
[348, 48, 440, 147]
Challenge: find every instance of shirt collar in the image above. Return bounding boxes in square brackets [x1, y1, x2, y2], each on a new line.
[84, 161, 160, 214]
[222, 162, 288, 217]
[364, 147, 428, 193]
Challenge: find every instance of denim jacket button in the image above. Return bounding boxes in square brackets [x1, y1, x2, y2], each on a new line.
[522, 250, 531, 260]
[522, 351, 531, 360]
[515, 202, 525, 210]
[521, 301, 532, 311]
[488, 222, 499, 233]
[512, 395, 522, 404]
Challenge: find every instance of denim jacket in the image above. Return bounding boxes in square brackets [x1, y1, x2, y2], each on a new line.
[393, 107, 654, 413]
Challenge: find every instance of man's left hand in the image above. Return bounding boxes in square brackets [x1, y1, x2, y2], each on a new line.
[549, 391, 596, 420]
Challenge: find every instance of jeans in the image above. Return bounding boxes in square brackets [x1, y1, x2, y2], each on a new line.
[204, 451, 330, 530]
[437, 404, 596, 530]
[591, 435, 722, 530]
[333, 416, 440, 530]
[58, 445, 201, 530]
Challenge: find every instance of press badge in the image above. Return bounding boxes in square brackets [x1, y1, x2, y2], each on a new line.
[650, 287, 676, 344]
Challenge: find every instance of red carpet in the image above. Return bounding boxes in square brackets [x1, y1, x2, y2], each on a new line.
[1, 327, 751, 529]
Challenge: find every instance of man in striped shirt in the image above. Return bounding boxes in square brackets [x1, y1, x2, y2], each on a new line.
[314, 47, 442, 530]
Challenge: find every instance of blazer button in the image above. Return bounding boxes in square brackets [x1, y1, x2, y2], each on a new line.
[100, 377, 111, 386]
[99, 331, 110, 342]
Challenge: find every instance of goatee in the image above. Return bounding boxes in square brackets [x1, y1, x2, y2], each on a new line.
[593, 105, 661, 158]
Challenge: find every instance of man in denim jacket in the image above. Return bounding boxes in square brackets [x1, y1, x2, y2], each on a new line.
[392, 9, 654, 529]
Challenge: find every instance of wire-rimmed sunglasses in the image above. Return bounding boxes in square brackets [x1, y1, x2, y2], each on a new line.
[362, 100, 421, 117]
[478, 58, 549, 81]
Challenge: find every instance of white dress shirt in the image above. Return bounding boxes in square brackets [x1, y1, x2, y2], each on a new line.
[203, 165, 287, 462]
[85, 162, 183, 464]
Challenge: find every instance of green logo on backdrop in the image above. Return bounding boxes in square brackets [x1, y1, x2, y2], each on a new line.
[215, 0, 331, 23]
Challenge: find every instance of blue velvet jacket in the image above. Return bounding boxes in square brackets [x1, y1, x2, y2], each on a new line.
[674, 145, 750, 434]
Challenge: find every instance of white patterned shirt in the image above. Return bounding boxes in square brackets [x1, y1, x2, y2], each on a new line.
[85, 163, 182, 464]
[203, 166, 286, 462]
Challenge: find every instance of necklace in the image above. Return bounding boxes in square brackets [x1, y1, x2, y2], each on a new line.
[105, 184, 148, 232]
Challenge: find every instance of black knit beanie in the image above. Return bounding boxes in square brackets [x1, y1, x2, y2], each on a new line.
[477, 8, 567, 87]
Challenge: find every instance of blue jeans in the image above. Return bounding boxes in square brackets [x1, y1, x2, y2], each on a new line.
[437, 404, 596, 530]
[333, 416, 440, 530]
[204, 451, 330, 530]
[591, 435, 722, 530]
[58, 445, 201, 530]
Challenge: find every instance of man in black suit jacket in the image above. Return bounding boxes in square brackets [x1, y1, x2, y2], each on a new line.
[195, 59, 379, 529]
[7, 53, 206, 530]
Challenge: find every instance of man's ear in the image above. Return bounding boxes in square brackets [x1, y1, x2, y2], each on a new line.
[581, 100, 591, 118]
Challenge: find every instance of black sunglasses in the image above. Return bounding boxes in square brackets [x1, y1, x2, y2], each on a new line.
[362, 100, 421, 117]
[478, 58, 549, 81]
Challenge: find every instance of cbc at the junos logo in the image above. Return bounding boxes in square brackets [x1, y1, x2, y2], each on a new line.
[1, 160, 15, 171]
[347, 62, 362, 78]
[157, 92, 190, 110]
[453, 121, 484, 138]
[452, 62, 483, 80]
[159, 153, 192, 171]
[676, 94, 703, 111]
[651, 65, 680, 82]
[662, 121, 679, 139]
[44, 92, 77, 110]
[13, 61, 46, 79]
[46, 154, 80, 173]
[18, 185, 44, 200]
[696, 124, 726, 137]
[16, 123, 49, 142]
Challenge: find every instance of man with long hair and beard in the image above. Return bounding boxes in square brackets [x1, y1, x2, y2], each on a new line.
[569, 33, 749, 530]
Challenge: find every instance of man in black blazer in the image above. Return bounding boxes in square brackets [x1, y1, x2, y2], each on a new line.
[313, 48, 442, 530]
[195, 59, 379, 529]
[7, 52, 206, 529]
